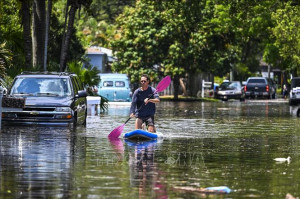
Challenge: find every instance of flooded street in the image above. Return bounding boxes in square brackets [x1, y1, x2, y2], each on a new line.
[1, 100, 300, 198]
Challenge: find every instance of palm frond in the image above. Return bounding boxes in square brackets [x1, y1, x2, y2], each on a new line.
[0, 42, 13, 78]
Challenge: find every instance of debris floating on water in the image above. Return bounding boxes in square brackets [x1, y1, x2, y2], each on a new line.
[274, 156, 291, 163]
[173, 186, 231, 194]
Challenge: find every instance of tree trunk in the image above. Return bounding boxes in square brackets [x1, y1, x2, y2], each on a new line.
[173, 74, 180, 100]
[60, 1, 78, 72]
[43, 0, 52, 71]
[21, 0, 32, 69]
[32, 0, 45, 69]
[179, 78, 187, 96]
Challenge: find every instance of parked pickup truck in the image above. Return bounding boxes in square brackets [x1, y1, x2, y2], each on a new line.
[289, 77, 300, 105]
[244, 77, 276, 99]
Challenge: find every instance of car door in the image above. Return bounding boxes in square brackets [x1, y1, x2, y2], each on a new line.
[71, 76, 87, 124]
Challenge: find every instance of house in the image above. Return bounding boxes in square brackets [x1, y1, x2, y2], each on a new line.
[86, 46, 117, 73]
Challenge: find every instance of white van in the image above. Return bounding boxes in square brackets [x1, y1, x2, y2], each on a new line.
[97, 73, 132, 102]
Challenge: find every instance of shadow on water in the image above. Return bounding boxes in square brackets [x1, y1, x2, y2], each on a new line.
[0, 100, 300, 198]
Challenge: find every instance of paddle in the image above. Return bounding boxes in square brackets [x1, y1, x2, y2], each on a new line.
[108, 75, 171, 139]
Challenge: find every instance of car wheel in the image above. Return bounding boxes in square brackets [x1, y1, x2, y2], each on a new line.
[70, 114, 77, 130]
[297, 108, 300, 117]
[240, 97, 245, 102]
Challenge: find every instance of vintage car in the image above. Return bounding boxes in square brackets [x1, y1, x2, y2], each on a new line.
[2, 72, 87, 127]
[97, 73, 132, 102]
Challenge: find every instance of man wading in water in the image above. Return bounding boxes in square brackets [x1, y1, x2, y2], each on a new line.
[130, 74, 160, 133]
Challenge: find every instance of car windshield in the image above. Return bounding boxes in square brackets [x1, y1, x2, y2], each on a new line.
[219, 82, 241, 90]
[10, 77, 72, 97]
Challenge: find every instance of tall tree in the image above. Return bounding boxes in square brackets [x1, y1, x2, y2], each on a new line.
[44, 0, 52, 71]
[111, 0, 231, 99]
[20, 0, 32, 69]
[60, 0, 92, 72]
[32, 0, 46, 69]
[271, 1, 300, 76]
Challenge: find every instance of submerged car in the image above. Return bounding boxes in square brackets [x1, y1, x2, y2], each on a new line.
[2, 72, 87, 127]
[216, 81, 245, 101]
[289, 77, 300, 105]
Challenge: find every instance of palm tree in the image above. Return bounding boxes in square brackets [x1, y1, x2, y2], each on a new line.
[0, 42, 12, 78]
[20, 0, 32, 69]
[60, 0, 92, 72]
[32, 0, 45, 69]
[67, 60, 108, 112]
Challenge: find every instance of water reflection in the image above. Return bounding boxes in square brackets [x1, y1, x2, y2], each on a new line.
[125, 140, 168, 199]
[0, 126, 73, 198]
[0, 100, 299, 198]
[289, 105, 300, 117]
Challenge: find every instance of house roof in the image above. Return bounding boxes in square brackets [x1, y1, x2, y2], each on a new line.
[86, 47, 106, 55]
[86, 46, 117, 62]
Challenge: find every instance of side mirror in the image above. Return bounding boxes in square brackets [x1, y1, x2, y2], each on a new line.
[76, 90, 87, 98]
[0, 86, 7, 96]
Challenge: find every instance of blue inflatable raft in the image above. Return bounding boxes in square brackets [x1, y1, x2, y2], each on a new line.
[124, 129, 160, 141]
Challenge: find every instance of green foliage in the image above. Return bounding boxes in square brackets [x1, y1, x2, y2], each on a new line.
[0, 42, 12, 78]
[75, 0, 135, 48]
[0, 0, 26, 77]
[1, 0, 299, 91]
[272, 2, 300, 75]
[67, 60, 108, 111]
[111, 1, 210, 80]
[110, 0, 283, 83]
[67, 60, 100, 87]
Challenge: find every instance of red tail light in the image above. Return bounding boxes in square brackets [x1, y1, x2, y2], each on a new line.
[266, 85, 269, 92]
[244, 85, 247, 92]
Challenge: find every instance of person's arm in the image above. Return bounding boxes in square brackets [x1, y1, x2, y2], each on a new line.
[130, 90, 138, 117]
[145, 87, 160, 104]
[145, 97, 160, 104]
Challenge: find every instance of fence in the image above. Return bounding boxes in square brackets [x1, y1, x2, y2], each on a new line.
[151, 81, 173, 96]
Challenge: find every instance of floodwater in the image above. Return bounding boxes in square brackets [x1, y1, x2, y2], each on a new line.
[0, 100, 299, 199]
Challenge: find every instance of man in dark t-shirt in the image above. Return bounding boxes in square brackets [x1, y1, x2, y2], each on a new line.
[130, 74, 160, 132]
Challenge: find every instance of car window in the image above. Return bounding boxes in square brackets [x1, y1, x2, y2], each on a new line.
[10, 77, 72, 96]
[219, 82, 230, 89]
[115, 81, 125, 87]
[71, 77, 79, 94]
[220, 82, 240, 90]
[230, 82, 241, 89]
[267, 78, 274, 85]
[103, 81, 113, 87]
[291, 78, 300, 88]
[248, 79, 266, 84]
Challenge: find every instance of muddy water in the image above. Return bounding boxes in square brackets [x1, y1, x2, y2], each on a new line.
[0, 100, 299, 198]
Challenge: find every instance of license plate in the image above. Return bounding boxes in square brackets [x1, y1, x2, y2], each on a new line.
[254, 92, 259, 95]
[255, 87, 258, 89]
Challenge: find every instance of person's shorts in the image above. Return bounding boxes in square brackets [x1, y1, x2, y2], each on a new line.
[138, 116, 155, 126]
